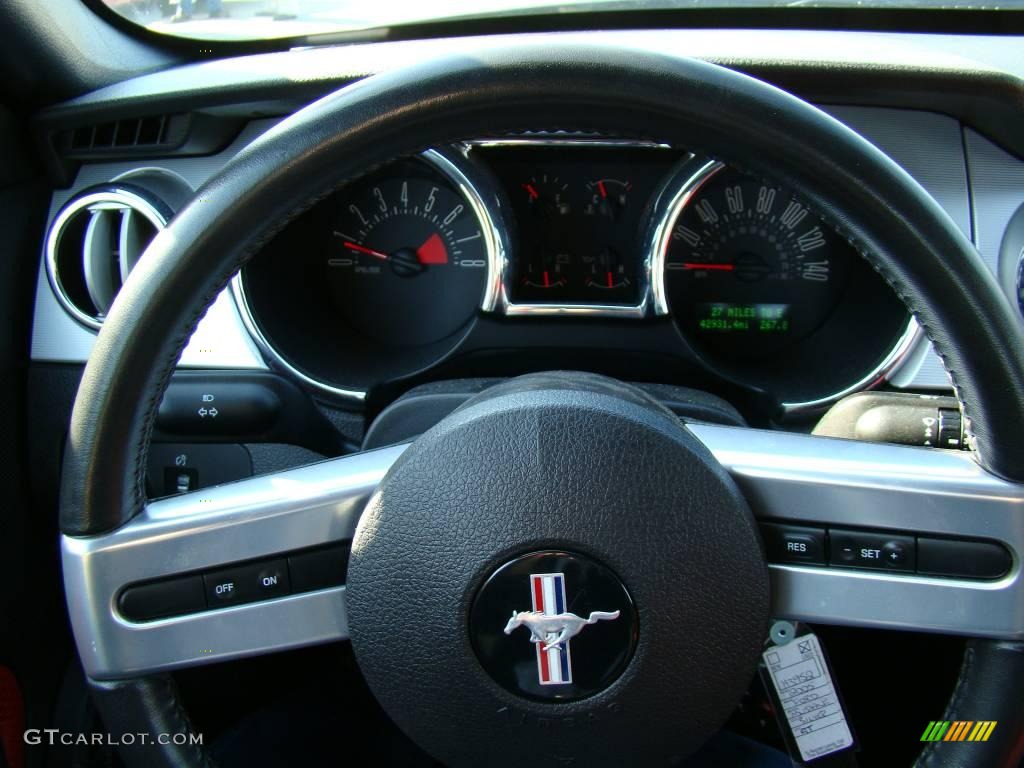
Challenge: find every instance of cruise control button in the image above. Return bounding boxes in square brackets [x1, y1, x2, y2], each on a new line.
[918, 537, 1011, 579]
[118, 576, 206, 622]
[882, 540, 910, 566]
[761, 523, 826, 565]
[205, 558, 292, 607]
[253, 560, 290, 598]
[289, 545, 350, 593]
[829, 529, 915, 572]
[206, 573, 243, 605]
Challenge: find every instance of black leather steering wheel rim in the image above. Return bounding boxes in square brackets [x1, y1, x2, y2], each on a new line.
[60, 44, 1024, 767]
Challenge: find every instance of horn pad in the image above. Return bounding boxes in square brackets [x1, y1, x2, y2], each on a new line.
[346, 373, 769, 767]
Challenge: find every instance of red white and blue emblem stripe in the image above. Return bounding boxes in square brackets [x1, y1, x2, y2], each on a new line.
[531, 572, 573, 685]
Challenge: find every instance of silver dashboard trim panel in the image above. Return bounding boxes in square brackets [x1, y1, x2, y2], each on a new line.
[31, 120, 281, 370]
[64, 426, 1023, 680]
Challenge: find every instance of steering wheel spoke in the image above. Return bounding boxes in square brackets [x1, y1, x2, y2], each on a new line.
[62, 444, 407, 680]
[689, 424, 1023, 638]
[64, 421, 1023, 684]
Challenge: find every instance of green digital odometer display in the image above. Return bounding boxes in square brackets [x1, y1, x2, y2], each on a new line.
[696, 303, 791, 334]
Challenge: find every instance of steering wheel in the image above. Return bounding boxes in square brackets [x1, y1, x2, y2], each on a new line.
[60, 44, 1024, 767]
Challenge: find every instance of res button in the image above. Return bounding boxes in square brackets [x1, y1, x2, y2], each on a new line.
[761, 523, 826, 565]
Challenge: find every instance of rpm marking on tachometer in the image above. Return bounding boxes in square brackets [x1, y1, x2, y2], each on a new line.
[325, 172, 489, 346]
[327, 182, 485, 275]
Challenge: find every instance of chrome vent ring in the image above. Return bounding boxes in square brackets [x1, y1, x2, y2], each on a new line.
[46, 185, 170, 330]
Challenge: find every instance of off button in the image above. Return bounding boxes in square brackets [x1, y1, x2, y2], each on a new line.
[205, 574, 242, 605]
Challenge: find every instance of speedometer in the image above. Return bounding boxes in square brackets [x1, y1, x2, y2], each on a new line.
[660, 163, 852, 359]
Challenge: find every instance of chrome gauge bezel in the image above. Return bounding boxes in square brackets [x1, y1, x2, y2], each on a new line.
[646, 158, 724, 318]
[467, 138, 674, 319]
[46, 185, 170, 331]
[232, 146, 511, 404]
[647, 157, 923, 414]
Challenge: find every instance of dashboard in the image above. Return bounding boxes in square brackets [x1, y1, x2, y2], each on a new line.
[236, 139, 907, 414]
[29, 29, 1024, 429]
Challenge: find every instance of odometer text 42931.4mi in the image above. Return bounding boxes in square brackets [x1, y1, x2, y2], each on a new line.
[327, 173, 488, 346]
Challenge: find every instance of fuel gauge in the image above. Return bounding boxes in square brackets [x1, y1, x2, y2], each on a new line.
[522, 175, 571, 216]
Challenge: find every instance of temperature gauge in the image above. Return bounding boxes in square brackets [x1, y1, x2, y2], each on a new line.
[584, 179, 631, 220]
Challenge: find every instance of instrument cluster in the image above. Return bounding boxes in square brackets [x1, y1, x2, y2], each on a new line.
[237, 139, 911, 418]
[480, 143, 673, 310]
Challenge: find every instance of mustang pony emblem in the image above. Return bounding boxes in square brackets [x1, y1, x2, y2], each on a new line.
[504, 572, 620, 685]
[504, 610, 621, 651]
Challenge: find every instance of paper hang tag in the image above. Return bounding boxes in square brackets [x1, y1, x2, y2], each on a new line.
[762, 631, 854, 763]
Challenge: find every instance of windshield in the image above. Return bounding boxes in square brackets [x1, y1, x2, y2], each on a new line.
[98, 0, 1021, 42]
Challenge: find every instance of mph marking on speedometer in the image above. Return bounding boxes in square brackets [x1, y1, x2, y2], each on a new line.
[663, 165, 849, 358]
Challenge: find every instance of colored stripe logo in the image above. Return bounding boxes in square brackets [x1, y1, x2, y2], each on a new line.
[531, 573, 573, 685]
[920, 721, 997, 742]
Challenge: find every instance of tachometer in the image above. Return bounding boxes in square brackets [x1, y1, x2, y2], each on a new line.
[327, 174, 488, 346]
[660, 163, 851, 359]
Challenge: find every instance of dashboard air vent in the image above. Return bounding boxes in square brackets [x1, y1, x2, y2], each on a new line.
[56, 114, 188, 159]
[72, 116, 170, 150]
[46, 185, 169, 329]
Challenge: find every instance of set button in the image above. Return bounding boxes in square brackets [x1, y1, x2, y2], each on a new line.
[829, 529, 915, 572]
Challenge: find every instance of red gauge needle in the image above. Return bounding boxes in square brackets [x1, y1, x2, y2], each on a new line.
[343, 241, 390, 261]
[680, 262, 736, 272]
[597, 180, 608, 199]
[522, 183, 539, 200]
